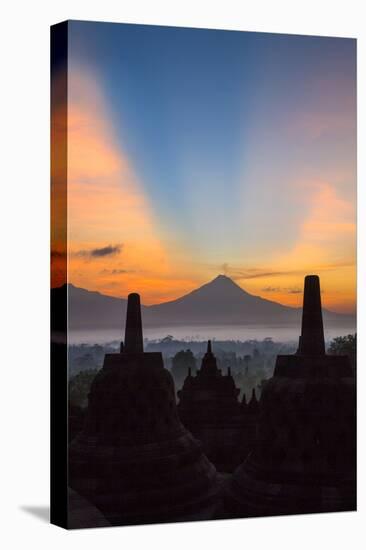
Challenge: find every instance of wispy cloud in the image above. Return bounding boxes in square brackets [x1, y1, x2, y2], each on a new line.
[100, 268, 133, 275]
[218, 261, 353, 282]
[75, 244, 122, 259]
[234, 269, 301, 280]
[261, 286, 302, 294]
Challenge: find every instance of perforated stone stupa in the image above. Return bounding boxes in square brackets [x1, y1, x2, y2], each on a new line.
[225, 275, 356, 516]
[178, 340, 243, 472]
[69, 293, 220, 526]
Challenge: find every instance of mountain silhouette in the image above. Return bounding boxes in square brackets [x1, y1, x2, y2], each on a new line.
[147, 275, 295, 325]
[51, 275, 355, 331]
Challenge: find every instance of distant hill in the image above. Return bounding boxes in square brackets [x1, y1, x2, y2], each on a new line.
[51, 275, 355, 331]
[51, 284, 129, 331]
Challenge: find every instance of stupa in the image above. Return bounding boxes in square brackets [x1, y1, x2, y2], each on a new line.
[225, 275, 356, 516]
[69, 293, 220, 527]
[177, 340, 242, 472]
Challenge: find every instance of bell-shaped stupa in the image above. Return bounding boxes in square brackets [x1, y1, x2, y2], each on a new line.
[225, 275, 356, 516]
[177, 340, 242, 472]
[69, 293, 220, 527]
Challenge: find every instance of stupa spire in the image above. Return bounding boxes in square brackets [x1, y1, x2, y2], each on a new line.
[207, 340, 212, 354]
[297, 275, 325, 355]
[199, 340, 219, 376]
[124, 293, 143, 353]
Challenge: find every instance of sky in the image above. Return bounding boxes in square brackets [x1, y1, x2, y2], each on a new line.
[52, 21, 356, 312]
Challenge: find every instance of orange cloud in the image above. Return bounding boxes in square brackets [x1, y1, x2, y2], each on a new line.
[223, 181, 356, 313]
[279, 181, 355, 264]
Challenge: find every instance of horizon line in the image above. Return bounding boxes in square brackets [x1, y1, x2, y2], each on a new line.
[50, 275, 356, 317]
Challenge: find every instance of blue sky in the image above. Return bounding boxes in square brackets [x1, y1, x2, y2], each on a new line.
[64, 21, 356, 310]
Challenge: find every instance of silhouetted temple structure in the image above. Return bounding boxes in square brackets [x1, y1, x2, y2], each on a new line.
[237, 388, 260, 463]
[225, 275, 356, 516]
[247, 388, 259, 414]
[177, 340, 244, 472]
[69, 293, 220, 526]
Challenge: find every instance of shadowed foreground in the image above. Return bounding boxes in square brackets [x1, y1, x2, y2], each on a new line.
[68, 276, 356, 527]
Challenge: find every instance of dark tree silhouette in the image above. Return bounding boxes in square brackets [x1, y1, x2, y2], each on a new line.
[171, 349, 197, 388]
[328, 333, 356, 373]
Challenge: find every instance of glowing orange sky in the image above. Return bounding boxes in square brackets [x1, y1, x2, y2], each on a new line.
[51, 64, 356, 313]
[65, 69, 198, 304]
